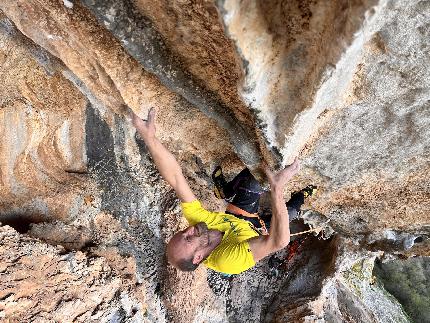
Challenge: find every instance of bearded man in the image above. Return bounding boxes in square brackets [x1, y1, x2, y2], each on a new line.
[132, 108, 300, 274]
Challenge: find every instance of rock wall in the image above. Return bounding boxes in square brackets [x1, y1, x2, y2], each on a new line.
[0, 0, 429, 322]
[0, 224, 146, 322]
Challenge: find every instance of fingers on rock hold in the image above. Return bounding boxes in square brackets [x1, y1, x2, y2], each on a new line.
[148, 107, 156, 122]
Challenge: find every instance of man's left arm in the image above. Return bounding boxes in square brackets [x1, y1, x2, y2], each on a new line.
[248, 159, 299, 262]
[131, 108, 196, 203]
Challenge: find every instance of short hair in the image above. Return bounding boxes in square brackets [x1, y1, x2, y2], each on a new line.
[177, 256, 199, 271]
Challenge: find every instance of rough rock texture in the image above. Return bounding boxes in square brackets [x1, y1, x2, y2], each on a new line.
[80, 0, 267, 169]
[0, 0, 429, 322]
[301, 0, 430, 241]
[307, 245, 410, 323]
[0, 224, 145, 322]
[217, 0, 376, 154]
[0, 12, 89, 224]
[219, 0, 430, 237]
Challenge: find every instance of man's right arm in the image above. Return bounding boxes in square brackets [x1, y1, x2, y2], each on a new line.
[131, 108, 196, 203]
[248, 158, 300, 262]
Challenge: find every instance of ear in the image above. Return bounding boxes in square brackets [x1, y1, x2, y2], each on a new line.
[192, 252, 204, 265]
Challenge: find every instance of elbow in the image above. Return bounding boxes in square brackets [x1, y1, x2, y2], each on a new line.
[272, 236, 290, 252]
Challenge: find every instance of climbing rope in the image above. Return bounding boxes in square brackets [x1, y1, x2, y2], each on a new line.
[289, 219, 331, 238]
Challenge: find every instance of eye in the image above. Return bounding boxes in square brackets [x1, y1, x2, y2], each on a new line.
[185, 236, 191, 243]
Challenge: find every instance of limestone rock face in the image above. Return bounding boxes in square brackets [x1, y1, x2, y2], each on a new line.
[0, 0, 429, 322]
[218, 0, 375, 152]
[0, 225, 145, 322]
[219, 0, 430, 238]
[301, 0, 430, 239]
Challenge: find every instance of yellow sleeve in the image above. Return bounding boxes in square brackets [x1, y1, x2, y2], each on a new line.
[181, 200, 219, 226]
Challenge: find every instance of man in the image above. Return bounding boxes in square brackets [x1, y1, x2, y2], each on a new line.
[132, 108, 300, 275]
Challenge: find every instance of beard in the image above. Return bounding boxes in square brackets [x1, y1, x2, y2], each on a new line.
[195, 222, 210, 247]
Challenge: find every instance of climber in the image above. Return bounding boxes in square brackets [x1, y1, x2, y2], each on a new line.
[131, 107, 305, 275]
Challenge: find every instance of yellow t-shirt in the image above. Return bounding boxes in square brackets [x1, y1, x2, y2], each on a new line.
[181, 200, 259, 274]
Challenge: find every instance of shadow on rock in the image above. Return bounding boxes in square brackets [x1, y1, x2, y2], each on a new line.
[217, 233, 339, 322]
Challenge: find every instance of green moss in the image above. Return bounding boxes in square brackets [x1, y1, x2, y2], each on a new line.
[374, 257, 430, 323]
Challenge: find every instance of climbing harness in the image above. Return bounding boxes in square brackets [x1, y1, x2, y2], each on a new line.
[225, 205, 331, 238]
[226, 203, 269, 235]
[212, 165, 328, 238]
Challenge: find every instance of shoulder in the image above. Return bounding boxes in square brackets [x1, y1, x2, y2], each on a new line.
[181, 200, 221, 226]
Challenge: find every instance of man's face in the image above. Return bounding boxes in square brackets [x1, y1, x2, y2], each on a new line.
[166, 222, 210, 267]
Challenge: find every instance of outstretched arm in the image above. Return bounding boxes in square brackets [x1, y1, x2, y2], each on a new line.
[248, 158, 300, 262]
[131, 108, 196, 203]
